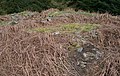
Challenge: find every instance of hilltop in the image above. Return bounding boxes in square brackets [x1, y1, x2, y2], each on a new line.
[0, 8, 120, 76]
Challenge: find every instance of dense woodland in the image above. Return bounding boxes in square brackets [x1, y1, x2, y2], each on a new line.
[0, 0, 120, 15]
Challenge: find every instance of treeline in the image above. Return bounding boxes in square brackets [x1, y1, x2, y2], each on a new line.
[0, 0, 120, 15]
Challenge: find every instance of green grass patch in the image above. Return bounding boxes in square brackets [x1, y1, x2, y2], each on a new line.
[48, 10, 96, 17]
[0, 20, 19, 26]
[18, 11, 32, 16]
[30, 23, 100, 33]
[77, 11, 96, 16]
[48, 11, 76, 17]
[0, 21, 9, 26]
[48, 11, 61, 17]
[60, 23, 80, 32]
[60, 23, 100, 33]
[80, 24, 100, 32]
[32, 27, 54, 33]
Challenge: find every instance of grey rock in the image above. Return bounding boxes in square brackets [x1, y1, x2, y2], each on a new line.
[83, 52, 96, 61]
[41, 20, 47, 23]
[46, 17, 52, 21]
[52, 31, 60, 35]
[83, 52, 95, 58]
[77, 61, 80, 66]
[80, 61, 87, 68]
[95, 51, 102, 59]
[9, 21, 18, 25]
[77, 47, 83, 52]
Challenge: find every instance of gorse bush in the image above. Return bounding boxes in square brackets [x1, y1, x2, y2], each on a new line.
[0, 0, 52, 14]
[0, 0, 120, 15]
[66, 0, 120, 15]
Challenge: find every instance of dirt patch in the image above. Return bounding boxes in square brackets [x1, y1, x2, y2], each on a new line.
[68, 43, 103, 76]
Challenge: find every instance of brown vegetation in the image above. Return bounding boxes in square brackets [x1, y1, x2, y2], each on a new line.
[0, 9, 120, 76]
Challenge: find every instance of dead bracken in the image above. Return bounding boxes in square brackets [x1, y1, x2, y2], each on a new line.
[0, 8, 120, 76]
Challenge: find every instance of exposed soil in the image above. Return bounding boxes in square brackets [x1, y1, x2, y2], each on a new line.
[0, 8, 120, 76]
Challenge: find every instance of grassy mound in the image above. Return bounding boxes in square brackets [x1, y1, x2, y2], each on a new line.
[0, 9, 120, 76]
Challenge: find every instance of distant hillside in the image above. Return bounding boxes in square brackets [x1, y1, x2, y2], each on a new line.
[0, 0, 120, 15]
